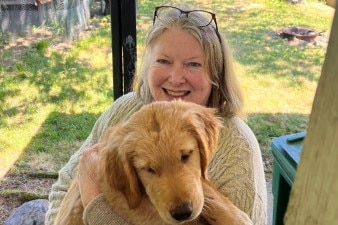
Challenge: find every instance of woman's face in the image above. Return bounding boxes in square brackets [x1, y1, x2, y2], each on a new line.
[148, 28, 212, 106]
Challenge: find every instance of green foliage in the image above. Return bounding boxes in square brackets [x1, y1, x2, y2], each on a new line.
[45, 20, 66, 36]
[0, 189, 48, 201]
[34, 39, 51, 55]
[247, 113, 309, 153]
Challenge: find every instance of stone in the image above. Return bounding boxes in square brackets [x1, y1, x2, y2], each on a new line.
[5, 199, 49, 225]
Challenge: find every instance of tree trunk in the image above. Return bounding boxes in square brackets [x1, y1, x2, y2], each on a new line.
[284, 8, 338, 225]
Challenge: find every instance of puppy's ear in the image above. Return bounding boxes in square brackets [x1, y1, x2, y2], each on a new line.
[187, 106, 223, 179]
[100, 126, 143, 209]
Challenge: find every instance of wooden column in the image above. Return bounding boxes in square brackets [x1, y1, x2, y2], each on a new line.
[284, 8, 338, 225]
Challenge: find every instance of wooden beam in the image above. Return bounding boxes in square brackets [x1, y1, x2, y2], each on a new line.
[284, 8, 338, 225]
[326, 0, 336, 8]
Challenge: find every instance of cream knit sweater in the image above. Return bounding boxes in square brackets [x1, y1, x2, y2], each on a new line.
[45, 92, 267, 225]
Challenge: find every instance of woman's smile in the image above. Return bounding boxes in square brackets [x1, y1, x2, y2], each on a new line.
[163, 88, 190, 98]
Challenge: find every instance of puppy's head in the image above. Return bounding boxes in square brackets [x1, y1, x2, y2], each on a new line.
[100, 100, 222, 224]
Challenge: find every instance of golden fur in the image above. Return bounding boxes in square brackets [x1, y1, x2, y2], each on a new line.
[54, 101, 252, 225]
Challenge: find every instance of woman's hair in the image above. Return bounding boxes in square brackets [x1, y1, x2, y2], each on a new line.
[133, 5, 243, 118]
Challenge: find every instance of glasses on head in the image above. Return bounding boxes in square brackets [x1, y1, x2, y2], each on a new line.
[153, 6, 218, 32]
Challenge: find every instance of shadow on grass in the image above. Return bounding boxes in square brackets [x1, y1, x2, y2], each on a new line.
[247, 112, 309, 174]
[14, 111, 101, 174]
[0, 24, 113, 178]
[247, 112, 309, 154]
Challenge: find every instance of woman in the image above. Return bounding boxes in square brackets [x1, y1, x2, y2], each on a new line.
[45, 5, 267, 225]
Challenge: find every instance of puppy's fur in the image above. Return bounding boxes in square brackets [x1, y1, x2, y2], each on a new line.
[54, 101, 252, 225]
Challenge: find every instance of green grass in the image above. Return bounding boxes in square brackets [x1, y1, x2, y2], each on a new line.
[0, 0, 335, 177]
[0, 18, 114, 176]
[207, 0, 333, 159]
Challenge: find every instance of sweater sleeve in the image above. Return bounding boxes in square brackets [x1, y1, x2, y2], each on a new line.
[45, 92, 144, 225]
[83, 194, 130, 225]
[208, 117, 268, 225]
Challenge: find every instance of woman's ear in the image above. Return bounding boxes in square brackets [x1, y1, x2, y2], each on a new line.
[99, 126, 143, 209]
[187, 106, 223, 179]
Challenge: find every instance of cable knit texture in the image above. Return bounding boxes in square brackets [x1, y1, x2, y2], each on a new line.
[83, 194, 130, 225]
[45, 92, 267, 225]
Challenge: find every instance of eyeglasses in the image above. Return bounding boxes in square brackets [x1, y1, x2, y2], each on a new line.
[153, 6, 218, 32]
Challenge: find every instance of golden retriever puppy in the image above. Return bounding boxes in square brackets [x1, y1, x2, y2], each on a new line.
[54, 101, 252, 225]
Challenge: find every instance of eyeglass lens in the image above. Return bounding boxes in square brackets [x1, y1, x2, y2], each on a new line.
[155, 6, 215, 28]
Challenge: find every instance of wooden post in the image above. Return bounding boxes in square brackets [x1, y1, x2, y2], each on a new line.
[284, 8, 338, 225]
[111, 0, 137, 100]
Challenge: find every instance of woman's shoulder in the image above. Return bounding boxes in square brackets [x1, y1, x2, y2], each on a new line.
[112, 92, 144, 109]
[104, 92, 145, 124]
[222, 116, 256, 137]
[218, 116, 259, 151]
[91, 92, 145, 139]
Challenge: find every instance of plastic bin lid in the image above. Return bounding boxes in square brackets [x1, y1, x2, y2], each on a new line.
[280, 131, 306, 164]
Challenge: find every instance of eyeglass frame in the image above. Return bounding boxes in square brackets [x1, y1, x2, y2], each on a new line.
[153, 5, 219, 33]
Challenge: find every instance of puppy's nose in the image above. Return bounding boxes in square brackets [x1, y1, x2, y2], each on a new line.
[170, 202, 193, 221]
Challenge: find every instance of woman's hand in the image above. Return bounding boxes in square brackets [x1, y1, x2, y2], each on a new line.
[78, 143, 102, 208]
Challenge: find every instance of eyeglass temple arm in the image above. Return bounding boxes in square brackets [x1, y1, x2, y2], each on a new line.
[213, 16, 219, 31]
[153, 11, 157, 24]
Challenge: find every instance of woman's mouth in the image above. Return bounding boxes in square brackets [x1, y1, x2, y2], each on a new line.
[164, 88, 190, 97]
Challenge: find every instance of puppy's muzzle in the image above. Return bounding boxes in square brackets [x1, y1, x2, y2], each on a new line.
[170, 202, 193, 222]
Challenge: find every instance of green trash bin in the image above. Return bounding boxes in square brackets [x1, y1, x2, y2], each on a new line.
[271, 131, 305, 225]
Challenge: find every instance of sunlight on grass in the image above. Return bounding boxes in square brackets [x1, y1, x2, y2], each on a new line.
[72, 25, 112, 69]
[240, 70, 317, 114]
[0, 105, 55, 178]
[0, 18, 114, 177]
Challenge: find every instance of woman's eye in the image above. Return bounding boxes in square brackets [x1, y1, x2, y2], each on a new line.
[187, 62, 202, 68]
[156, 59, 170, 64]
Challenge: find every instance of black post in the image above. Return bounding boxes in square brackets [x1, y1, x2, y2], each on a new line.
[111, 0, 137, 100]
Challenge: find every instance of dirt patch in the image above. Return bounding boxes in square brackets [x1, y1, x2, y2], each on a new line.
[0, 174, 56, 225]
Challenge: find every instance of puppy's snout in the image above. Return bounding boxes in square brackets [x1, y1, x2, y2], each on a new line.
[170, 202, 193, 221]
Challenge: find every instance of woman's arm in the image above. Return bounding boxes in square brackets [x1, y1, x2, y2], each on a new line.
[78, 144, 130, 225]
[45, 132, 98, 225]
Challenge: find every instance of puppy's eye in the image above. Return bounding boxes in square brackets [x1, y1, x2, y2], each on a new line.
[146, 167, 156, 174]
[181, 154, 190, 163]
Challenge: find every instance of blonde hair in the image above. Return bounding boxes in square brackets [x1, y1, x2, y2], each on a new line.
[133, 6, 243, 118]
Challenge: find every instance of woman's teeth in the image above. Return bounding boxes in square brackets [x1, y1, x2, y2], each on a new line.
[165, 89, 189, 97]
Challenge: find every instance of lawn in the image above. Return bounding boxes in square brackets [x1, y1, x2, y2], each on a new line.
[0, 0, 335, 206]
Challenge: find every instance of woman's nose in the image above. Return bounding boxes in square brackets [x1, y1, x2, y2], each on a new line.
[168, 65, 186, 85]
